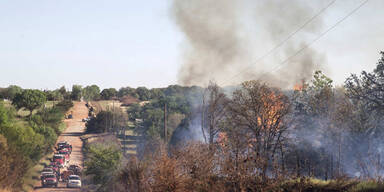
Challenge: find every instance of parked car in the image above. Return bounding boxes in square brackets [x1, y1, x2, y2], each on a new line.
[67, 175, 81, 188]
[57, 141, 68, 149]
[47, 162, 60, 172]
[58, 150, 70, 162]
[41, 168, 54, 174]
[61, 144, 72, 153]
[41, 173, 58, 187]
[53, 154, 66, 167]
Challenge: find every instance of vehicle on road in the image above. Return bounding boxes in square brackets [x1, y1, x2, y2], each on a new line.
[40, 168, 54, 180]
[41, 168, 54, 174]
[47, 162, 60, 173]
[67, 175, 82, 188]
[57, 141, 68, 149]
[68, 165, 82, 175]
[60, 144, 72, 154]
[53, 154, 66, 167]
[41, 173, 58, 187]
[58, 149, 70, 162]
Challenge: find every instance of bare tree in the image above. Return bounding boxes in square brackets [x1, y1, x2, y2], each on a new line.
[201, 81, 228, 144]
[227, 80, 290, 179]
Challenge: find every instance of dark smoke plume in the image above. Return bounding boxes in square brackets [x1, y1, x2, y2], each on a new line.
[172, 0, 328, 88]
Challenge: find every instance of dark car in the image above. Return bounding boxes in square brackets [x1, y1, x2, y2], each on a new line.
[68, 165, 82, 175]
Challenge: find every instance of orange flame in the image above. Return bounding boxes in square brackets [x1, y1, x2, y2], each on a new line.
[293, 80, 306, 91]
[217, 132, 227, 147]
[293, 84, 304, 91]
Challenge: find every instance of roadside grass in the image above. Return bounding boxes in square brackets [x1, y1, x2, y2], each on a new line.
[58, 121, 66, 132]
[21, 154, 52, 191]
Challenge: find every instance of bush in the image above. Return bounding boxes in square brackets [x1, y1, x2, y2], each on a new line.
[86, 111, 113, 133]
[55, 100, 74, 111]
[84, 143, 122, 186]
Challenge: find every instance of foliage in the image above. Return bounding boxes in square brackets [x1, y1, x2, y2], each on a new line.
[136, 87, 151, 101]
[117, 87, 138, 98]
[0, 99, 71, 190]
[0, 85, 22, 100]
[71, 85, 82, 101]
[100, 88, 117, 100]
[86, 110, 127, 134]
[44, 89, 64, 101]
[12, 89, 46, 116]
[85, 143, 122, 186]
[345, 52, 384, 113]
[83, 85, 101, 101]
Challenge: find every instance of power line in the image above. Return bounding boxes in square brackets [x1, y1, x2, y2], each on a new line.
[223, 0, 337, 85]
[254, 0, 369, 81]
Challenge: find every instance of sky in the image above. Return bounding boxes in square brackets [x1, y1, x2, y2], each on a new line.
[0, 0, 383, 90]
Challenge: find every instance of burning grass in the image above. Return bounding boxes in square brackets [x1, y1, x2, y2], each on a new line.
[115, 141, 384, 192]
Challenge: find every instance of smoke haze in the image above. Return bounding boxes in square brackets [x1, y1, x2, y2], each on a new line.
[172, 0, 328, 88]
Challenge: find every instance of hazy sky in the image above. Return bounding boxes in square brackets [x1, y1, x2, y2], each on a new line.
[0, 0, 383, 90]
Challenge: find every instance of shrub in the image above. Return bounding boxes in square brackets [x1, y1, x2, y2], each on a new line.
[84, 143, 122, 186]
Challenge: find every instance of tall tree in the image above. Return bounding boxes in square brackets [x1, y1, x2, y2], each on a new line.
[3, 85, 22, 100]
[71, 85, 82, 101]
[136, 87, 151, 101]
[201, 81, 228, 144]
[12, 89, 46, 116]
[83, 85, 101, 101]
[227, 81, 290, 179]
[100, 88, 117, 100]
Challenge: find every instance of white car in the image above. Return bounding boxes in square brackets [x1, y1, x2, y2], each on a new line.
[67, 175, 81, 188]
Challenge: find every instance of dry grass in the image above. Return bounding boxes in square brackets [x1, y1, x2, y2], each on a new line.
[90, 100, 126, 113]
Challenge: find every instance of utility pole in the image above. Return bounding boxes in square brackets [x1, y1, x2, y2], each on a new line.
[112, 100, 115, 134]
[164, 102, 167, 142]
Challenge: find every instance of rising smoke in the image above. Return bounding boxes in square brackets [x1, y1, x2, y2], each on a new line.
[172, 0, 328, 88]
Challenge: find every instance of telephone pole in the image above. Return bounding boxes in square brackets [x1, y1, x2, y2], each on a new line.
[164, 102, 167, 142]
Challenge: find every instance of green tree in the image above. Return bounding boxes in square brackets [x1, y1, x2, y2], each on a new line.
[85, 144, 122, 186]
[83, 85, 101, 101]
[100, 88, 117, 100]
[117, 87, 138, 98]
[136, 87, 151, 101]
[71, 85, 82, 101]
[12, 89, 46, 116]
[3, 85, 22, 100]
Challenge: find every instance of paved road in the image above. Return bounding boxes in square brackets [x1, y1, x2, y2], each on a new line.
[33, 101, 88, 192]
